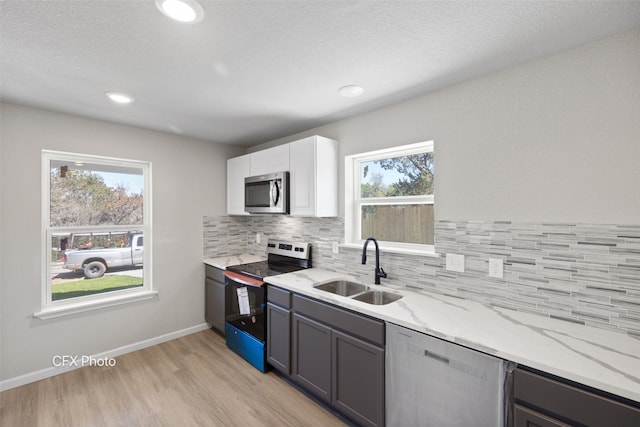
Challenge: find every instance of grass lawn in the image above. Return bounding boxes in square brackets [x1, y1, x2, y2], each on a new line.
[52, 275, 143, 301]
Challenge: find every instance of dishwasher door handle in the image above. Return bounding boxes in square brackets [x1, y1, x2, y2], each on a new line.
[424, 349, 450, 365]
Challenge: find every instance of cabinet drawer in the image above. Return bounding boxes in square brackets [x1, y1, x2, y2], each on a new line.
[514, 368, 640, 427]
[205, 265, 225, 282]
[268, 285, 291, 308]
[292, 294, 384, 346]
[514, 404, 571, 427]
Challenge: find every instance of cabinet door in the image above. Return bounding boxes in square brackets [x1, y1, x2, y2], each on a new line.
[267, 303, 291, 374]
[332, 329, 385, 427]
[227, 154, 250, 215]
[205, 278, 226, 333]
[514, 405, 571, 427]
[250, 144, 289, 176]
[289, 136, 316, 216]
[290, 136, 337, 217]
[292, 313, 332, 402]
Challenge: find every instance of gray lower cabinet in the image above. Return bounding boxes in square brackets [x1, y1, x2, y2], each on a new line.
[267, 285, 293, 374]
[332, 329, 385, 427]
[292, 312, 332, 402]
[513, 367, 640, 427]
[514, 404, 572, 427]
[267, 286, 385, 427]
[266, 302, 291, 373]
[204, 265, 226, 334]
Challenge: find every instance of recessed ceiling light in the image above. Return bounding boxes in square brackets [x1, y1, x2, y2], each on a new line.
[155, 0, 204, 23]
[338, 85, 364, 98]
[105, 92, 134, 104]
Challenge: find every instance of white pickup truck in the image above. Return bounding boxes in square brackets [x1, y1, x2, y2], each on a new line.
[63, 233, 144, 278]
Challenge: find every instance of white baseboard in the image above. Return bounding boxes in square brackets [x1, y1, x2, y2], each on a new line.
[0, 323, 211, 392]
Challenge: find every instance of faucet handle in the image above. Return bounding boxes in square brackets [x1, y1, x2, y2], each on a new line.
[377, 267, 387, 279]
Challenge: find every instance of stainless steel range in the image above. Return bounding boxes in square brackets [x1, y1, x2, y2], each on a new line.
[224, 239, 311, 372]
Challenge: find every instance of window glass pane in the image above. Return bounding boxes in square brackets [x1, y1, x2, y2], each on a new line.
[361, 204, 434, 245]
[45, 152, 150, 308]
[360, 152, 434, 198]
[51, 230, 144, 301]
[50, 161, 144, 227]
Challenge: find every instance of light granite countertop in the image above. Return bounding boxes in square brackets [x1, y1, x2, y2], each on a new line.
[264, 267, 640, 404]
[203, 254, 266, 270]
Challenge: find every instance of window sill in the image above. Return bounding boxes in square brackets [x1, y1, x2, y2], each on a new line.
[340, 243, 440, 258]
[34, 290, 158, 320]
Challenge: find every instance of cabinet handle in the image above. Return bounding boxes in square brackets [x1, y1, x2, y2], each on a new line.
[424, 350, 450, 365]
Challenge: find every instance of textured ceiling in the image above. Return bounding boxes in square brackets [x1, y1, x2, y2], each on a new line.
[1, 1, 640, 147]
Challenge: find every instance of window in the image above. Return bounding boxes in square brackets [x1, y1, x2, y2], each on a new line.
[38, 151, 155, 319]
[345, 141, 434, 254]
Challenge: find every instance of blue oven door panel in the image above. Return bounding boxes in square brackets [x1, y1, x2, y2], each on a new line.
[225, 322, 267, 372]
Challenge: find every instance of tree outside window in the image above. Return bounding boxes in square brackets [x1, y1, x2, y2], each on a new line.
[43, 151, 151, 305]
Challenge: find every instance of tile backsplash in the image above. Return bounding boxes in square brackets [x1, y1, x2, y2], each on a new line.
[204, 215, 640, 336]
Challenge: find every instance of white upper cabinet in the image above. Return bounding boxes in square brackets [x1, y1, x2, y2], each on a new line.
[250, 144, 290, 176]
[290, 136, 338, 217]
[227, 154, 251, 215]
[226, 136, 338, 217]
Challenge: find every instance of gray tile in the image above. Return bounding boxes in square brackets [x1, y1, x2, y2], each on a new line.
[203, 215, 640, 335]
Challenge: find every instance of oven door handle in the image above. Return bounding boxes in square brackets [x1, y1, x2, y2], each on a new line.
[224, 271, 265, 287]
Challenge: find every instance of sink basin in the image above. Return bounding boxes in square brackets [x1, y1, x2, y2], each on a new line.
[314, 280, 368, 297]
[352, 290, 402, 305]
[314, 280, 402, 305]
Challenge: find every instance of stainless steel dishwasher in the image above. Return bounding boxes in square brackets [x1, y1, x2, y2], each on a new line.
[386, 323, 515, 427]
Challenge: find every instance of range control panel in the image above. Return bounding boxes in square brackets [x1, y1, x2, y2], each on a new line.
[266, 239, 311, 260]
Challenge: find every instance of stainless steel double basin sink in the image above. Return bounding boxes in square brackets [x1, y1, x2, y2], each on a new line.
[313, 280, 402, 305]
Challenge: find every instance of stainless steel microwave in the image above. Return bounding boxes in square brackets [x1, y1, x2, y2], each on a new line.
[244, 171, 289, 214]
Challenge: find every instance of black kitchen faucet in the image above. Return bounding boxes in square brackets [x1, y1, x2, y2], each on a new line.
[362, 237, 387, 284]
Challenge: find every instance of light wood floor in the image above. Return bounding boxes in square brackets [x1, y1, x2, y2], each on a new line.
[0, 329, 348, 427]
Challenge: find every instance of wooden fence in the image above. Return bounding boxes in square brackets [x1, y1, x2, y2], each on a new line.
[361, 204, 434, 245]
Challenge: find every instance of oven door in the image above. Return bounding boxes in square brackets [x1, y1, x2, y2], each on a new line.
[224, 271, 266, 343]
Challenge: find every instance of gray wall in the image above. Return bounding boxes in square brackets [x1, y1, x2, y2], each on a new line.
[252, 28, 640, 225]
[0, 103, 245, 381]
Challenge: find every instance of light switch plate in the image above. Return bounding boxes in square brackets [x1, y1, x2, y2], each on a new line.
[489, 258, 504, 278]
[332, 242, 339, 254]
[446, 253, 465, 273]
[256, 233, 261, 244]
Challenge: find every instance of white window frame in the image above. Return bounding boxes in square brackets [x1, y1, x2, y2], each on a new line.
[344, 141, 435, 255]
[36, 150, 156, 319]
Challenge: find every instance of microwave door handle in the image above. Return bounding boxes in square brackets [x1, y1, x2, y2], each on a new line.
[271, 180, 280, 205]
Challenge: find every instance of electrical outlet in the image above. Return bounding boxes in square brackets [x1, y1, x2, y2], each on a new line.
[332, 242, 339, 254]
[255, 233, 261, 244]
[489, 258, 504, 279]
[445, 253, 465, 273]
